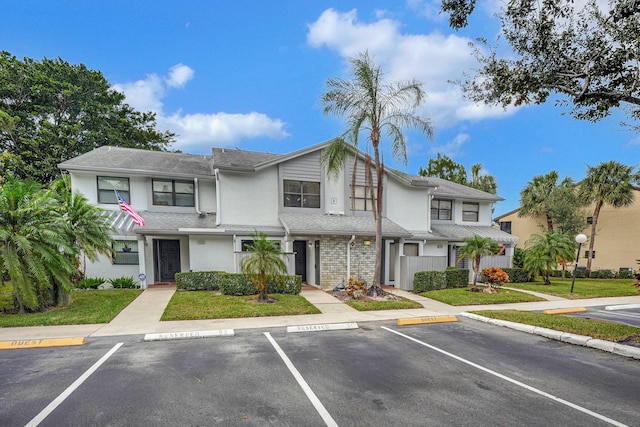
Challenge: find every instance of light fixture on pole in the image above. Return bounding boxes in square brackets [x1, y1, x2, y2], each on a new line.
[570, 233, 588, 293]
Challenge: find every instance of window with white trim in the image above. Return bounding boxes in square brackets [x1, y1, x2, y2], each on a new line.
[113, 240, 139, 265]
[462, 202, 479, 222]
[283, 180, 320, 208]
[351, 185, 376, 211]
[431, 199, 452, 220]
[97, 176, 130, 204]
[152, 179, 194, 207]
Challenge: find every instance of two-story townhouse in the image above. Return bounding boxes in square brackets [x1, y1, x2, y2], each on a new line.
[58, 141, 517, 290]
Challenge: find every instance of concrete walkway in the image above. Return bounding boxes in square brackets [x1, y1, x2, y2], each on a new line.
[1, 287, 640, 341]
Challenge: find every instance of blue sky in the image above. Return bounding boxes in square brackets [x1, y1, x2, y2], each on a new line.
[3, 1, 638, 216]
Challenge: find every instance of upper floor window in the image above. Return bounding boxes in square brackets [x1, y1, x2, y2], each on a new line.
[500, 221, 512, 234]
[431, 199, 452, 220]
[284, 180, 320, 208]
[98, 176, 130, 204]
[462, 202, 479, 222]
[241, 239, 281, 252]
[153, 179, 194, 207]
[351, 185, 376, 211]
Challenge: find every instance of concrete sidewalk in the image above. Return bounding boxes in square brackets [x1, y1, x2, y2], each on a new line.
[1, 287, 640, 341]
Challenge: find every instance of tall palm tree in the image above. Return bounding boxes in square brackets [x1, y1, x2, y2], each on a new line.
[321, 51, 434, 291]
[523, 232, 575, 285]
[456, 235, 500, 290]
[519, 171, 560, 232]
[50, 174, 115, 304]
[578, 161, 640, 276]
[240, 232, 288, 302]
[0, 177, 76, 312]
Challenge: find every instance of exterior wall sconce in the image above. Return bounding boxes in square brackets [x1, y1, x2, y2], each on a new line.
[363, 240, 371, 246]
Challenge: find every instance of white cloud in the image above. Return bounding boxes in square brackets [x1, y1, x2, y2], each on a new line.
[307, 8, 516, 127]
[429, 133, 470, 157]
[112, 65, 289, 152]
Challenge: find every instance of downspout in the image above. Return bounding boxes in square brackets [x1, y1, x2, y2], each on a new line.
[215, 168, 221, 226]
[347, 235, 356, 282]
[194, 177, 202, 215]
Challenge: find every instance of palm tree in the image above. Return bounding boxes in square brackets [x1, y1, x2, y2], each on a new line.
[321, 51, 434, 292]
[49, 174, 115, 304]
[456, 235, 500, 290]
[0, 177, 76, 312]
[240, 232, 288, 302]
[519, 171, 561, 232]
[578, 161, 640, 276]
[523, 232, 575, 285]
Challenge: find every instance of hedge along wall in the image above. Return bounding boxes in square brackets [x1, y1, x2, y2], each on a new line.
[176, 271, 302, 295]
[413, 268, 470, 293]
[501, 268, 532, 283]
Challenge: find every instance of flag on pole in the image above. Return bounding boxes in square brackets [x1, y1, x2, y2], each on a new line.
[114, 189, 145, 226]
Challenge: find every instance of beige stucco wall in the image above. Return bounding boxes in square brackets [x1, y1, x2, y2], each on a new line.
[496, 191, 640, 272]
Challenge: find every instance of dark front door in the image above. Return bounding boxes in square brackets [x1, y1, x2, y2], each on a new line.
[155, 239, 181, 282]
[293, 240, 307, 282]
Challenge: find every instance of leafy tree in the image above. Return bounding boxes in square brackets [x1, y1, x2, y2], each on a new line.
[449, 0, 640, 128]
[240, 232, 288, 303]
[578, 161, 640, 276]
[0, 51, 174, 183]
[456, 235, 500, 290]
[523, 232, 575, 285]
[0, 177, 76, 312]
[519, 171, 585, 235]
[321, 52, 434, 291]
[418, 154, 497, 194]
[49, 174, 114, 303]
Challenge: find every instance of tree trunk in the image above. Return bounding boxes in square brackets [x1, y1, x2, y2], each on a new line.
[586, 202, 602, 277]
[371, 144, 383, 290]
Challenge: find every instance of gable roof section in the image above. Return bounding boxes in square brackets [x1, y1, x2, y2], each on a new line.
[279, 213, 412, 238]
[58, 146, 214, 179]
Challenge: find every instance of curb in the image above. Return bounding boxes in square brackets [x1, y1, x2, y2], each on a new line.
[459, 312, 640, 360]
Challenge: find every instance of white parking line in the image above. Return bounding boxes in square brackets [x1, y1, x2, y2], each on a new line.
[381, 327, 628, 427]
[25, 343, 124, 427]
[264, 332, 338, 427]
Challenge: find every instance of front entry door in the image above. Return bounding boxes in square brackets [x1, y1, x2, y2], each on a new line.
[293, 240, 307, 282]
[155, 239, 181, 282]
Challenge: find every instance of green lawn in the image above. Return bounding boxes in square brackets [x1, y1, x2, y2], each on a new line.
[0, 289, 142, 327]
[471, 309, 640, 344]
[421, 287, 545, 306]
[346, 296, 423, 311]
[161, 291, 321, 321]
[507, 278, 638, 299]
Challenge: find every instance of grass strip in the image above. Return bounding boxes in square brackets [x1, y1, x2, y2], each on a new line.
[161, 291, 320, 321]
[0, 289, 142, 327]
[422, 288, 544, 306]
[507, 279, 638, 299]
[471, 309, 640, 343]
[346, 296, 423, 311]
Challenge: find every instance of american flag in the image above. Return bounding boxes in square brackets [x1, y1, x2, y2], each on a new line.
[114, 189, 145, 226]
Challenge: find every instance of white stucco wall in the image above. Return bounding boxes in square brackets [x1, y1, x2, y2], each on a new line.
[188, 236, 235, 272]
[217, 168, 280, 226]
[324, 168, 345, 214]
[385, 179, 430, 231]
[452, 200, 493, 226]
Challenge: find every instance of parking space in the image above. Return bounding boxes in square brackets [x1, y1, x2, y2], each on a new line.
[568, 305, 640, 328]
[2, 319, 638, 426]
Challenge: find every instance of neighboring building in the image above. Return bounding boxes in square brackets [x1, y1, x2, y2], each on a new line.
[58, 141, 517, 290]
[494, 190, 640, 273]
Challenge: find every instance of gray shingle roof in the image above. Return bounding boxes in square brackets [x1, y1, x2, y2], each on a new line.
[58, 146, 214, 178]
[211, 147, 283, 171]
[391, 170, 503, 202]
[279, 213, 412, 238]
[428, 224, 518, 244]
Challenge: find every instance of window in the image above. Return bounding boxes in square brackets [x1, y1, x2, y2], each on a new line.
[241, 239, 281, 252]
[113, 240, 138, 265]
[584, 250, 596, 259]
[462, 202, 479, 222]
[587, 217, 593, 224]
[152, 179, 194, 207]
[283, 180, 320, 208]
[500, 221, 512, 234]
[351, 185, 376, 211]
[431, 199, 452, 220]
[98, 176, 130, 204]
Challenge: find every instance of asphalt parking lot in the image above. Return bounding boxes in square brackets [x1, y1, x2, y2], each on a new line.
[567, 304, 640, 328]
[2, 318, 639, 427]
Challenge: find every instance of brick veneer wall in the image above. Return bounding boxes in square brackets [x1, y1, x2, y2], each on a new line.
[320, 236, 377, 290]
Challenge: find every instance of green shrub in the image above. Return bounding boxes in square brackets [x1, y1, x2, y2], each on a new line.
[502, 268, 532, 283]
[597, 269, 614, 279]
[618, 268, 634, 279]
[445, 267, 469, 288]
[590, 270, 600, 279]
[77, 277, 106, 289]
[413, 271, 446, 293]
[175, 271, 221, 291]
[217, 273, 302, 296]
[108, 276, 138, 289]
[266, 275, 302, 295]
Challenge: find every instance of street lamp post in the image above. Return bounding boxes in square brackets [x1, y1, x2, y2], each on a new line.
[570, 234, 588, 293]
